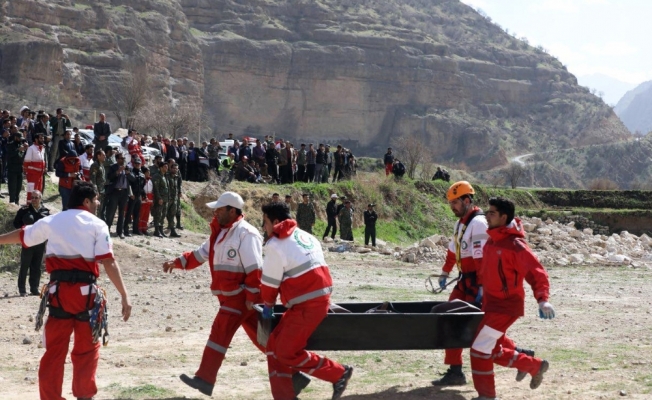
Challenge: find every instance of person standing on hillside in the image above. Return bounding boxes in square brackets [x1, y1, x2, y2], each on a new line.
[363, 203, 377, 247]
[470, 197, 554, 400]
[7, 132, 28, 205]
[49, 108, 71, 169]
[323, 193, 338, 240]
[296, 143, 307, 182]
[13, 190, 49, 296]
[260, 201, 353, 400]
[138, 166, 154, 235]
[165, 162, 182, 238]
[23, 132, 47, 204]
[296, 193, 316, 233]
[383, 148, 394, 176]
[338, 199, 354, 241]
[152, 162, 170, 238]
[93, 113, 111, 152]
[89, 149, 107, 220]
[161, 192, 310, 397]
[0, 181, 132, 400]
[432, 181, 488, 386]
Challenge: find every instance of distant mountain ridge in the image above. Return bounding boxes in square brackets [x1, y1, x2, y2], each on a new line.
[577, 73, 637, 106]
[615, 81, 652, 134]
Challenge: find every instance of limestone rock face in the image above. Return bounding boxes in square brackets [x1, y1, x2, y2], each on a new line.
[0, 0, 629, 173]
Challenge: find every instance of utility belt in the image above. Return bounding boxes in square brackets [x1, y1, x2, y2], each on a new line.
[35, 272, 109, 346]
[48, 305, 90, 322]
[50, 269, 97, 284]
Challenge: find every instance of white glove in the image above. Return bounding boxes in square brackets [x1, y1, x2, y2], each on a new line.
[438, 272, 449, 290]
[538, 301, 555, 319]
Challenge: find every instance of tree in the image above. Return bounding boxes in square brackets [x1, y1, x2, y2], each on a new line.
[137, 98, 203, 139]
[390, 134, 425, 179]
[98, 63, 151, 129]
[504, 162, 524, 189]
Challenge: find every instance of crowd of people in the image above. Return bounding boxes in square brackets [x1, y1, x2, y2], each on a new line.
[222, 135, 358, 185]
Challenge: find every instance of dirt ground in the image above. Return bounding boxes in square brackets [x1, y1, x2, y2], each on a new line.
[1, 227, 651, 400]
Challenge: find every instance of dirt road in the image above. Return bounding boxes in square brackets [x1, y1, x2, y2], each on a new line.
[1, 231, 651, 399]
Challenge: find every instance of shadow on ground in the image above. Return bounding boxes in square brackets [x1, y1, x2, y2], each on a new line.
[343, 385, 469, 399]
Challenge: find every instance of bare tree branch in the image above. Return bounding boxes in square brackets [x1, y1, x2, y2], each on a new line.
[504, 162, 524, 189]
[390, 134, 425, 179]
[98, 63, 151, 129]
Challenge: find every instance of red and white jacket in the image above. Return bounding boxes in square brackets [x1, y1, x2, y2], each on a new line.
[441, 206, 488, 280]
[79, 152, 94, 181]
[173, 216, 262, 302]
[128, 140, 145, 166]
[481, 218, 550, 316]
[261, 219, 333, 308]
[23, 143, 46, 175]
[143, 178, 153, 201]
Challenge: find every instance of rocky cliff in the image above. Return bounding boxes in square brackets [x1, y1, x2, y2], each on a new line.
[0, 0, 631, 172]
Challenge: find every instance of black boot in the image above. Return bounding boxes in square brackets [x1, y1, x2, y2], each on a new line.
[159, 226, 168, 238]
[332, 365, 353, 400]
[154, 227, 164, 238]
[432, 365, 467, 386]
[170, 228, 181, 238]
[179, 374, 213, 396]
[175, 214, 184, 230]
[515, 347, 535, 382]
[292, 372, 311, 396]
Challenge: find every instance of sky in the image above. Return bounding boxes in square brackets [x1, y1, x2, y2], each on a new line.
[460, 0, 652, 102]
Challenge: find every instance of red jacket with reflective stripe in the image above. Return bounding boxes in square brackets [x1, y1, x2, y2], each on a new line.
[261, 219, 332, 308]
[173, 215, 262, 302]
[481, 218, 550, 316]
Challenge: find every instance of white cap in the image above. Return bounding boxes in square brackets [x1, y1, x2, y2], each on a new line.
[19, 105, 29, 113]
[206, 192, 244, 209]
[330, 194, 338, 199]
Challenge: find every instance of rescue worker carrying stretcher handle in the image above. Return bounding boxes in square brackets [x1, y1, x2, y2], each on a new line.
[0, 181, 132, 400]
[162, 192, 311, 398]
[261, 201, 353, 400]
[469, 197, 555, 400]
[432, 181, 535, 387]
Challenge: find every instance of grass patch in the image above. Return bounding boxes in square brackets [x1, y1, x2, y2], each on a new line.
[0, 201, 20, 273]
[180, 200, 210, 235]
[109, 383, 176, 399]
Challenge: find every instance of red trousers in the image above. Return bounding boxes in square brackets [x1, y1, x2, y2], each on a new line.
[444, 283, 479, 365]
[195, 294, 265, 385]
[470, 312, 543, 398]
[26, 170, 44, 204]
[267, 301, 345, 400]
[139, 195, 153, 233]
[40, 283, 100, 400]
[384, 163, 392, 176]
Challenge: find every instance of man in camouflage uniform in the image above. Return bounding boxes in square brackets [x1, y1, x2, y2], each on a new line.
[338, 199, 354, 241]
[165, 162, 181, 238]
[296, 193, 316, 233]
[152, 162, 169, 238]
[89, 149, 107, 219]
[150, 155, 162, 179]
[207, 138, 221, 175]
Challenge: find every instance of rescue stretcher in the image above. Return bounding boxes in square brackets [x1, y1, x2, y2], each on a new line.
[255, 300, 483, 351]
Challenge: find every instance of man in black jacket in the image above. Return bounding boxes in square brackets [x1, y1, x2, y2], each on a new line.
[49, 109, 71, 169]
[322, 193, 338, 241]
[363, 203, 378, 247]
[58, 129, 75, 158]
[93, 113, 111, 151]
[7, 132, 28, 204]
[124, 157, 145, 236]
[13, 190, 49, 296]
[105, 153, 130, 238]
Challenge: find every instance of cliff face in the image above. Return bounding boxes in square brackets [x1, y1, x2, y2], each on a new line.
[0, 0, 204, 113]
[0, 0, 631, 173]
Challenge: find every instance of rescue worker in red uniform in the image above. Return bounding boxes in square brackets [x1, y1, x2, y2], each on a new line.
[469, 197, 555, 400]
[0, 181, 132, 400]
[432, 181, 489, 386]
[163, 192, 311, 398]
[138, 166, 154, 235]
[23, 131, 47, 204]
[261, 201, 353, 400]
[128, 130, 146, 166]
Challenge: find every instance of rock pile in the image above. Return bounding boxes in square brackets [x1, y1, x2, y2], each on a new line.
[339, 216, 652, 269]
[549, 214, 610, 236]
